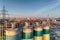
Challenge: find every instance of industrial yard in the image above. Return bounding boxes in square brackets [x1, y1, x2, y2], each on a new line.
[0, 0, 60, 40]
[0, 7, 60, 40]
[0, 6, 60, 40]
[0, 16, 60, 40]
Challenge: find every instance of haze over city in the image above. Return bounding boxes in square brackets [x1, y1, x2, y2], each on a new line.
[0, 0, 60, 17]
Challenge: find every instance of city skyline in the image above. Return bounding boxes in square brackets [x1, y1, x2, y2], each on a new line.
[0, 0, 60, 17]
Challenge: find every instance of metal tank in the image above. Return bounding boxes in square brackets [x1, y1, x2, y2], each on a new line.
[43, 25, 50, 40]
[42, 20, 50, 40]
[4, 29, 20, 40]
[4, 22, 21, 40]
[22, 22, 33, 40]
[33, 22, 43, 40]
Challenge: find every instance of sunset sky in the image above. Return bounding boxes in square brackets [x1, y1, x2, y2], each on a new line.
[0, 0, 60, 17]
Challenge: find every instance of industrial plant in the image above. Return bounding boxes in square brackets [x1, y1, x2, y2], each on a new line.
[0, 6, 60, 40]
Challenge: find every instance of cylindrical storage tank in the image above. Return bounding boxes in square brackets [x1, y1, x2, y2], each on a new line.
[22, 22, 33, 40]
[33, 27, 43, 40]
[4, 29, 20, 40]
[33, 22, 43, 40]
[43, 26, 50, 40]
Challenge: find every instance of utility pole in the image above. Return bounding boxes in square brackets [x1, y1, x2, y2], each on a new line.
[1, 5, 8, 40]
[2, 5, 7, 20]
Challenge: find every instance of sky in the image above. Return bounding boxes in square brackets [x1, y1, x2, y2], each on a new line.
[0, 0, 60, 17]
